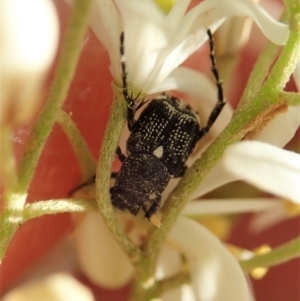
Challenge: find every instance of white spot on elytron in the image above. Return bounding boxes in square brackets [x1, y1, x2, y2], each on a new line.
[149, 193, 157, 200]
[153, 145, 163, 158]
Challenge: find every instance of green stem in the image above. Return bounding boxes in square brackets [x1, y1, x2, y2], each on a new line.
[239, 40, 281, 106]
[57, 110, 96, 180]
[23, 198, 97, 221]
[0, 0, 94, 263]
[239, 11, 288, 107]
[157, 272, 190, 295]
[0, 212, 21, 262]
[260, 30, 300, 95]
[95, 84, 142, 264]
[129, 266, 158, 301]
[0, 127, 18, 196]
[279, 91, 300, 106]
[18, 0, 94, 193]
[240, 237, 300, 271]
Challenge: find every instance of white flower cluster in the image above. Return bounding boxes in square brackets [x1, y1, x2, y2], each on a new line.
[73, 1, 299, 301]
[3, 0, 298, 300]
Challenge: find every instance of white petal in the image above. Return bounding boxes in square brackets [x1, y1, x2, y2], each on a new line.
[156, 246, 183, 301]
[223, 141, 300, 203]
[74, 212, 133, 288]
[150, 67, 232, 136]
[166, 0, 191, 30]
[88, 0, 121, 78]
[175, 285, 198, 301]
[180, 0, 289, 46]
[148, 19, 223, 89]
[224, 0, 289, 45]
[115, 0, 171, 90]
[2, 273, 94, 301]
[191, 160, 239, 199]
[183, 199, 283, 215]
[294, 59, 300, 91]
[162, 284, 197, 301]
[255, 106, 300, 147]
[168, 217, 252, 301]
[150, 66, 218, 97]
[156, 245, 181, 280]
[249, 206, 290, 233]
[116, 0, 220, 92]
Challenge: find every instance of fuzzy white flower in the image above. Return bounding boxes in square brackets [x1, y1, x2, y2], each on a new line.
[2, 273, 94, 301]
[89, 0, 289, 94]
[75, 212, 253, 301]
[0, 0, 59, 125]
[72, 1, 294, 299]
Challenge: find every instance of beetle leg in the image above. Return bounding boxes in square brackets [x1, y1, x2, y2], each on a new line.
[198, 29, 226, 140]
[120, 32, 137, 131]
[116, 146, 127, 163]
[111, 172, 118, 178]
[175, 165, 187, 178]
[144, 196, 161, 220]
[135, 98, 149, 111]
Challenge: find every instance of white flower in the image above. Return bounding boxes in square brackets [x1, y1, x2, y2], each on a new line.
[191, 105, 300, 199]
[229, 141, 300, 232]
[75, 211, 253, 301]
[165, 217, 253, 301]
[184, 141, 300, 232]
[0, 0, 59, 126]
[89, 0, 289, 94]
[75, 134, 300, 299]
[74, 81, 299, 300]
[73, 116, 300, 299]
[74, 211, 134, 289]
[2, 273, 95, 301]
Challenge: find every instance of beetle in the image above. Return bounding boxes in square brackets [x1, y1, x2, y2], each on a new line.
[110, 30, 225, 220]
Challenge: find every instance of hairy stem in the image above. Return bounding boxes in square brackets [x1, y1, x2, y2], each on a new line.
[279, 91, 300, 106]
[0, 127, 18, 195]
[18, 0, 94, 193]
[57, 110, 96, 180]
[23, 198, 97, 221]
[240, 237, 300, 271]
[95, 84, 142, 264]
[0, 0, 94, 263]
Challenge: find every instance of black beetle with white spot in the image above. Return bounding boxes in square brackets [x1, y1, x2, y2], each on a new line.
[110, 30, 226, 221]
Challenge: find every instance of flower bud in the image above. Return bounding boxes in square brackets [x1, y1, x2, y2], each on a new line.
[0, 0, 59, 126]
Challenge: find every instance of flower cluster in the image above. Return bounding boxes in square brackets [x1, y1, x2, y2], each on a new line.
[74, 0, 298, 300]
[1, 0, 299, 301]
